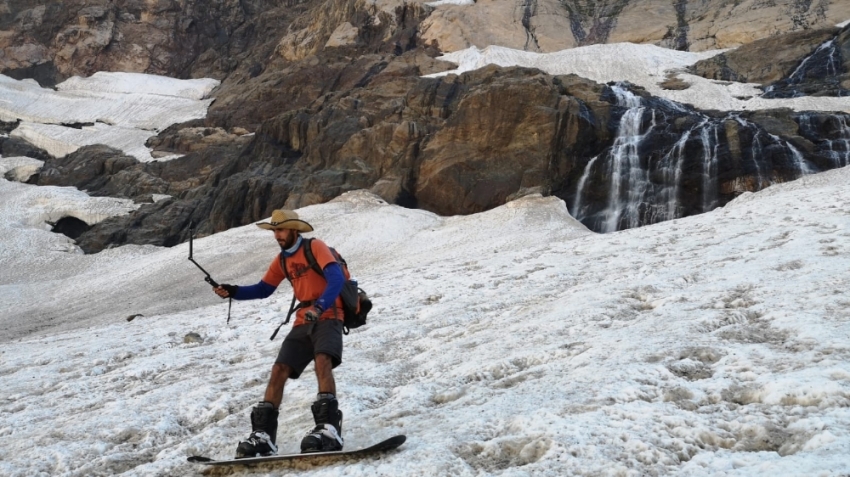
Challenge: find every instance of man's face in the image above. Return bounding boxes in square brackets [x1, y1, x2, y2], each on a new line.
[273, 228, 297, 248]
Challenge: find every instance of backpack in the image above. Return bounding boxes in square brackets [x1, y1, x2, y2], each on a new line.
[270, 238, 372, 339]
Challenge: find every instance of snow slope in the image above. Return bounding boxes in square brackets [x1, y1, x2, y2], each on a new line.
[2, 169, 850, 476]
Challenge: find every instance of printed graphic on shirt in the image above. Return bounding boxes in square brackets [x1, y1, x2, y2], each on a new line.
[261, 239, 343, 326]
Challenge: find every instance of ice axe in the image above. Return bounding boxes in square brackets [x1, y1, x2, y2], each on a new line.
[188, 222, 232, 323]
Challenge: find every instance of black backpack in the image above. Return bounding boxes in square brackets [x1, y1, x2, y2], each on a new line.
[270, 238, 372, 339]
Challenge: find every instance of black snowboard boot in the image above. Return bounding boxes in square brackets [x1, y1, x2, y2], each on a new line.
[300, 396, 344, 453]
[235, 402, 279, 458]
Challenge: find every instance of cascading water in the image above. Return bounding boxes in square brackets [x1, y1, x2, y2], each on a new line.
[732, 115, 768, 189]
[572, 154, 599, 221]
[568, 85, 825, 234]
[788, 40, 838, 81]
[657, 122, 699, 220]
[794, 112, 850, 168]
[764, 36, 848, 98]
[784, 140, 815, 175]
[831, 116, 850, 167]
[599, 85, 656, 233]
[699, 123, 720, 212]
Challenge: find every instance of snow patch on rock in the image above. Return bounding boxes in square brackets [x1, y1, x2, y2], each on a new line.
[0, 156, 43, 182]
[428, 43, 850, 113]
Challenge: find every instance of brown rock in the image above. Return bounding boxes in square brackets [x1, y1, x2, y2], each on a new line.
[420, 0, 850, 53]
[415, 66, 595, 215]
[691, 27, 840, 84]
[659, 74, 691, 90]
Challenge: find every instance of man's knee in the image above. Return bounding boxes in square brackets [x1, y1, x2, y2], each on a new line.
[314, 353, 334, 373]
[271, 363, 292, 381]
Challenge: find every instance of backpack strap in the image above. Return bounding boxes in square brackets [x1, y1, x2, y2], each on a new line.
[302, 238, 342, 321]
[270, 292, 311, 340]
[270, 238, 322, 340]
[302, 238, 324, 277]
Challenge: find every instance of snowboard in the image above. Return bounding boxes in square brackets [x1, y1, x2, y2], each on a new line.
[187, 435, 406, 465]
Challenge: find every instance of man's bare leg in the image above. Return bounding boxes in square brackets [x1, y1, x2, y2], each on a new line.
[265, 363, 293, 408]
[314, 353, 336, 395]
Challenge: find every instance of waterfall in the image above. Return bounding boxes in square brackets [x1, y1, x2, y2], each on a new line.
[659, 120, 703, 221]
[829, 116, 850, 167]
[786, 142, 814, 176]
[572, 155, 599, 221]
[768, 132, 814, 177]
[787, 40, 838, 83]
[795, 112, 850, 168]
[600, 85, 656, 233]
[732, 114, 769, 189]
[750, 130, 768, 188]
[699, 123, 720, 212]
[567, 86, 840, 235]
[764, 37, 846, 98]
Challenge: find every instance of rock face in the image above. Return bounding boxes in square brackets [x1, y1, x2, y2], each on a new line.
[67, 65, 616, 251]
[4, 0, 850, 86]
[1, 0, 310, 86]
[61, 67, 850, 250]
[420, 0, 850, 53]
[3, 0, 850, 251]
[690, 24, 850, 98]
[568, 85, 850, 232]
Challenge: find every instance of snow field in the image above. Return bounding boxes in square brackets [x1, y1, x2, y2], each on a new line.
[1, 170, 850, 475]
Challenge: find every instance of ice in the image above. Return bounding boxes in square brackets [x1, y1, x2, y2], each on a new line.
[10, 121, 181, 162]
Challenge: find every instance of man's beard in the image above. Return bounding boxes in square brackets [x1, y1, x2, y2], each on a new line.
[278, 234, 296, 248]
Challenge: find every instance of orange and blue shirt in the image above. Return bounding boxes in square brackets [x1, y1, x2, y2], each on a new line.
[232, 236, 345, 327]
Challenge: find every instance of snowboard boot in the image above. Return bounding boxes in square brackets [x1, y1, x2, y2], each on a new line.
[300, 395, 344, 453]
[235, 401, 279, 458]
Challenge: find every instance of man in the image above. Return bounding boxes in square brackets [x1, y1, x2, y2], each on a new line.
[214, 209, 346, 458]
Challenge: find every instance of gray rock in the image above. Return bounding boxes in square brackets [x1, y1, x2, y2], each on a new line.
[183, 332, 204, 344]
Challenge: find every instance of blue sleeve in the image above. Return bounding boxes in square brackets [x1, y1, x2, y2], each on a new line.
[233, 280, 277, 300]
[315, 262, 344, 311]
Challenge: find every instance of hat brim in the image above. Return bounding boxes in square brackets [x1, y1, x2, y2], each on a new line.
[256, 219, 314, 232]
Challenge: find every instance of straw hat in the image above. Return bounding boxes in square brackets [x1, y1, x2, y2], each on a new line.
[256, 209, 314, 232]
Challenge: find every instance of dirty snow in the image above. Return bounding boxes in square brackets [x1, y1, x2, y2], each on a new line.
[0, 156, 43, 182]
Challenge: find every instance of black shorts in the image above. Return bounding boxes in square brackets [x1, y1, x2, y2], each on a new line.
[276, 319, 343, 379]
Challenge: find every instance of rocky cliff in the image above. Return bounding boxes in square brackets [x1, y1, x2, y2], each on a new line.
[2, 0, 850, 250]
[419, 0, 850, 53]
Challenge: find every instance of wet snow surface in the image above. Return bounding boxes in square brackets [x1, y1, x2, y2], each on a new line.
[2, 36, 850, 477]
[2, 179, 850, 476]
